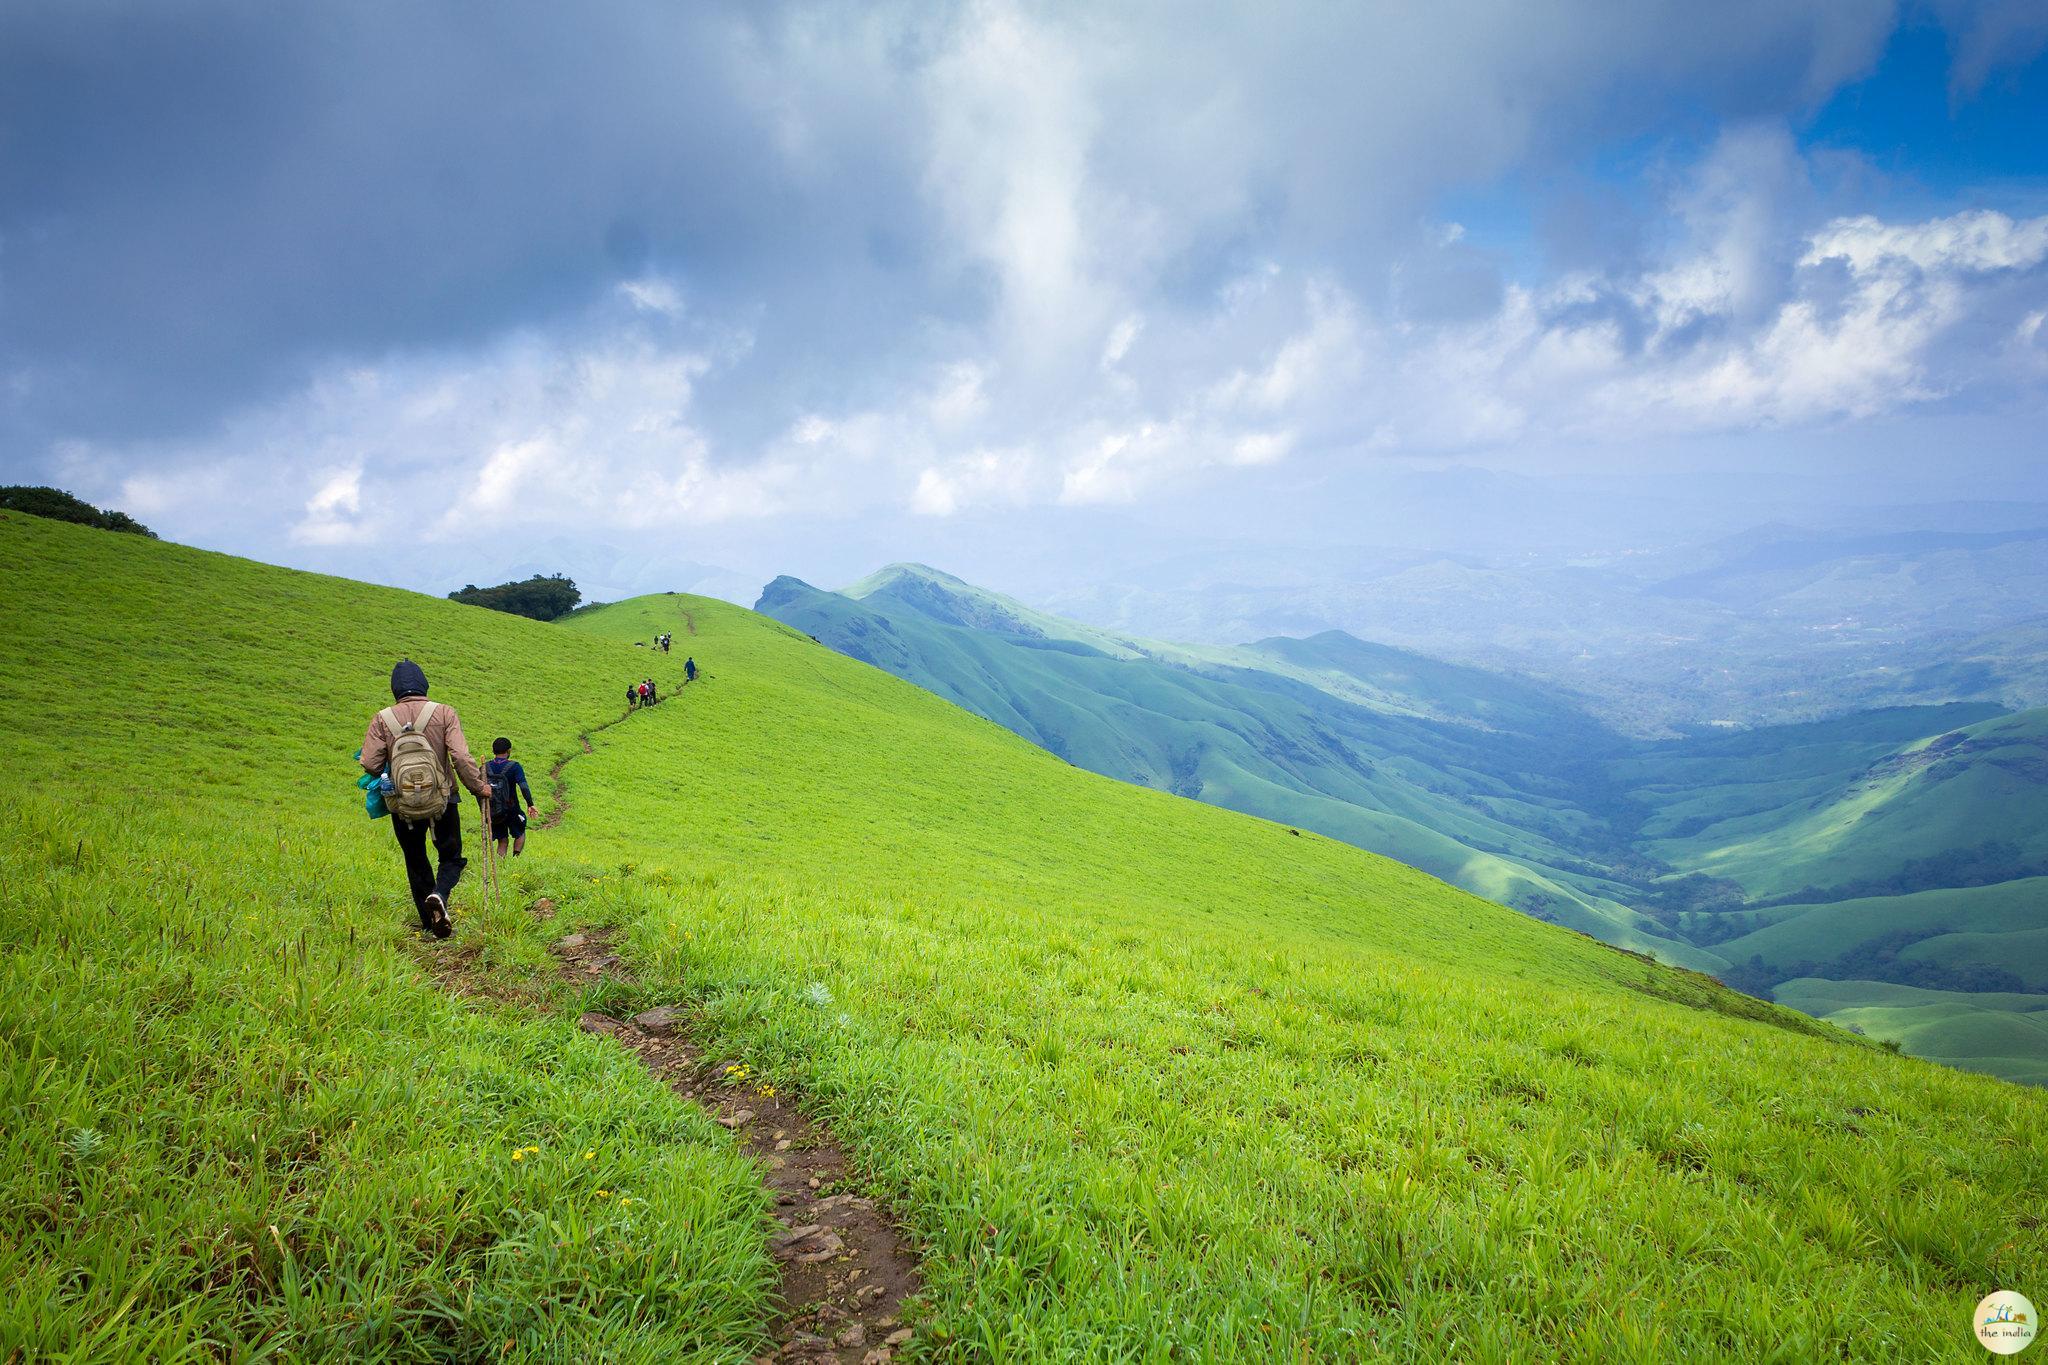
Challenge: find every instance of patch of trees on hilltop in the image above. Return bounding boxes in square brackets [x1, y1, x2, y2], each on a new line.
[1, 486, 155, 537]
[448, 574, 581, 621]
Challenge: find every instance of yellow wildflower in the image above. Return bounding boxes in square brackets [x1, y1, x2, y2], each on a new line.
[583, 1149, 596, 1161]
[595, 1189, 611, 1198]
[511, 1151, 525, 1162]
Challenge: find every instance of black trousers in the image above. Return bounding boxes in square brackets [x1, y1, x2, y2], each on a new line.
[393, 799, 465, 923]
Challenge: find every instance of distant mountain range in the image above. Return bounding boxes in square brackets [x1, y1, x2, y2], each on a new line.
[761, 563, 2048, 1083]
[1031, 523, 2048, 736]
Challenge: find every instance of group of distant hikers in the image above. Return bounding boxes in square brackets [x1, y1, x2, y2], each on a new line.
[357, 649, 691, 939]
[627, 655, 695, 709]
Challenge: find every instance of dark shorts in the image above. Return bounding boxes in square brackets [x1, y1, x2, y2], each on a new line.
[491, 807, 528, 840]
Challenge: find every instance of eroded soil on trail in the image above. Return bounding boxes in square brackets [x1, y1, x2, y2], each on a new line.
[556, 931, 924, 1364]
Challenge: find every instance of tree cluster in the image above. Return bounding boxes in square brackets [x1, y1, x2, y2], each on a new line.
[447, 574, 582, 621]
[1, 485, 156, 537]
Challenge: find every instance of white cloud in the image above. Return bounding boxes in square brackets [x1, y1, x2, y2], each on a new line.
[1804, 210, 2048, 275]
[1100, 316, 1143, 369]
[617, 277, 684, 316]
[911, 447, 1033, 516]
[926, 362, 988, 428]
[293, 465, 365, 545]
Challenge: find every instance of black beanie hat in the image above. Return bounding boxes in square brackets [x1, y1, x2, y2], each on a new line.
[391, 659, 429, 700]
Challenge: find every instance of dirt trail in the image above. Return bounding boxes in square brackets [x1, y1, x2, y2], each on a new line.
[539, 735, 592, 831]
[537, 676, 676, 832]
[560, 934, 922, 1363]
[478, 690, 924, 1361]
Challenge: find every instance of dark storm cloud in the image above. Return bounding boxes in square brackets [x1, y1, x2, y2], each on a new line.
[0, 0, 941, 440]
[1, 0, 1910, 444]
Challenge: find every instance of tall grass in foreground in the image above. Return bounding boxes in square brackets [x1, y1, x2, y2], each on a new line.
[0, 513, 772, 1360]
[0, 795, 773, 1361]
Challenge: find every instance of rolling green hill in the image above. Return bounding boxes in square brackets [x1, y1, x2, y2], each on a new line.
[9, 511, 2047, 1359]
[1631, 708, 2048, 902]
[763, 566, 2048, 1083]
[763, 569, 1694, 966]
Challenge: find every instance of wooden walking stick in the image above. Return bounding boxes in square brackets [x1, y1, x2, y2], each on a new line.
[478, 795, 497, 918]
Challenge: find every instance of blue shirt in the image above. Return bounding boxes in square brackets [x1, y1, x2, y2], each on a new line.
[485, 757, 532, 808]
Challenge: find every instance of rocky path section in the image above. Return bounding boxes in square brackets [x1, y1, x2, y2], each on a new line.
[558, 932, 922, 1363]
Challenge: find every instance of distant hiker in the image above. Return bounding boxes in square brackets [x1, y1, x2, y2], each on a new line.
[638, 680, 651, 705]
[685, 656, 697, 683]
[359, 659, 491, 939]
[485, 738, 538, 858]
[646, 678, 659, 705]
[626, 682, 639, 709]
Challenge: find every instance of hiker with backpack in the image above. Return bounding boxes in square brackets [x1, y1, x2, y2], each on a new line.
[359, 659, 491, 938]
[485, 737, 537, 858]
[626, 682, 639, 710]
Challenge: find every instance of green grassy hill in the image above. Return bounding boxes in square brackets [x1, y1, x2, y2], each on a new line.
[1769, 980, 2048, 1087]
[1627, 707, 2048, 902]
[1718, 881, 2048, 990]
[7, 511, 2048, 1360]
[764, 568, 2048, 1082]
[762, 570, 1691, 965]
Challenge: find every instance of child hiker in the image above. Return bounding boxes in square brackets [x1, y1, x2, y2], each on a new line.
[486, 737, 538, 858]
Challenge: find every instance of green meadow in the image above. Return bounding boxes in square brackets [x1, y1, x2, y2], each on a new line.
[5, 510, 2047, 1360]
[764, 566, 2048, 1082]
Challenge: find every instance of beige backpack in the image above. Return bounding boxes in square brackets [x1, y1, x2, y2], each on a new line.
[380, 701, 451, 821]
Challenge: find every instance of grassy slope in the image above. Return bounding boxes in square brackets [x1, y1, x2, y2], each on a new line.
[784, 570, 2048, 1080]
[1623, 705, 2042, 900]
[9, 515, 2048, 1360]
[0, 515, 771, 1361]
[763, 573, 1700, 968]
[561, 598, 2046, 1360]
[1721, 880, 2048, 988]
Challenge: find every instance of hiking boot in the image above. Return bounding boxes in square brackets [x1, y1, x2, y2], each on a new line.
[425, 893, 452, 939]
[416, 900, 435, 933]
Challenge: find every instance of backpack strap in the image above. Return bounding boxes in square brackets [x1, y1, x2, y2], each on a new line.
[379, 699, 437, 736]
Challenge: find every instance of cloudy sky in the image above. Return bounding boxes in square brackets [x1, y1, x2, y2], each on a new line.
[4, 1, 2047, 602]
